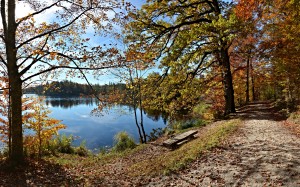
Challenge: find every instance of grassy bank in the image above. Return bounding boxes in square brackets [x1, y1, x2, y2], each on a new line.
[45, 119, 241, 183]
[129, 119, 241, 176]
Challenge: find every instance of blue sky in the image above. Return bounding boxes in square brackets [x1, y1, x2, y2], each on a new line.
[68, 0, 147, 85]
[14, 0, 147, 86]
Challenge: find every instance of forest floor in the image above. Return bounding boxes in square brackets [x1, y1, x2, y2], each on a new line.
[0, 102, 300, 186]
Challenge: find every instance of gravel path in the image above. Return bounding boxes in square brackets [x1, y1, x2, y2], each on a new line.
[147, 102, 300, 186]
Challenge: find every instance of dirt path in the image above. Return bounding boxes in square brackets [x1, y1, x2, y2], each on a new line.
[147, 102, 300, 186]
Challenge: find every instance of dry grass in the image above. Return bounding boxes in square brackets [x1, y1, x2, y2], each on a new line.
[128, 119, 241, 176]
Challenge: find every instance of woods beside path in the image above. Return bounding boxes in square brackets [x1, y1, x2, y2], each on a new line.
[0, 102, 300, 186]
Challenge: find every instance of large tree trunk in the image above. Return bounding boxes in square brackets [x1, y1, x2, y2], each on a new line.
[220, 47, 236, 115]
[8, 78, 23, 163]
[6, 0, 24, 164]
[213, 0, 235, 115]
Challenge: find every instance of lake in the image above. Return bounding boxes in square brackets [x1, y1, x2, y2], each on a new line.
[38, 96, 167, 151]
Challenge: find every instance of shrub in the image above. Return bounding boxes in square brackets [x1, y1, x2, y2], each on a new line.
[171, 119, 206, 131]
[50, 134, 74, 154]
[192, 102, 214, 120]
[112, 131, 136, 152]
[74, 140, 90, 156]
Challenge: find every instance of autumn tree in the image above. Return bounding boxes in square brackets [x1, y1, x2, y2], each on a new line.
[0, 77, 41, 156]
[24, 97, 65, 159]
[0, 0, 126, 164]
[235, 0, 300, 102]
[142, 72, 205, 120]
[229, 19, 260, 103]
[126, 0, 240, 116]
[262, 0, 300, 101]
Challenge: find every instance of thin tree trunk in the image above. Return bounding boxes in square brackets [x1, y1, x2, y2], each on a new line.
[246, 55, 250, 103]
[250, 59, 256, 101]
[8, 93, 12, 157]
[129, 69, 144, 144]
[133, 104, 144, 143]
[139, 107, 146, 143]
[138, 95, 146, 143]
[38, 109, 41, 159]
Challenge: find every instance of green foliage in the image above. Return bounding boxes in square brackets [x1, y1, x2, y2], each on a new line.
[98, 146, 110, 155]
[192, 102, 214, 120]
[171, 119, 206, 131]
[275, 99, 299, 117]
[142, 73, 205, 120]
[112, 131, 137, 152]
[74, 140, 90, 157]
[50, 134, 75, 154]
[25, 80, 127, 97]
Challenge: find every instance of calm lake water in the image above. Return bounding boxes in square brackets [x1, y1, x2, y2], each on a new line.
[39, 96, 167, 150]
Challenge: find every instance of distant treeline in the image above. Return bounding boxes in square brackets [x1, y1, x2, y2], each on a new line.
[25, 80, 127, 97]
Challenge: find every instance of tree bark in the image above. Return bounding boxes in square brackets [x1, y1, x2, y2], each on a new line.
[8, 72, 23, 163]
[138, 80, 147, 143]
[213, 0, 235, 115]
[250, 59, 256, 101]
[220, 47, 236, 115]
[133, 105, 144, 143]
[246, 55, 250, 103]
[6, 0, 24, 164]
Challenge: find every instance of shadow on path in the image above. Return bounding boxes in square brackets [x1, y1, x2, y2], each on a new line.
[0, 159, 83, 186]
[231, 101, 286, 121]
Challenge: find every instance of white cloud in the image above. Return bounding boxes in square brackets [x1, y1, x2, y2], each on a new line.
[16, 1, 60, 23]
[15, 1, 33, 19]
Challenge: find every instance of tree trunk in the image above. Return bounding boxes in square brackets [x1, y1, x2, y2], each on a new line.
[139, 106, 147, 143]
[133, 105, 144, 143]
[6, 0, 24, 164]
[138, 81, 147, 143]
[250, 60, 256, 101]
[213, 0, 235, 115]
[8, 93, 12, 157]
[8, 74, 23, 164]
[220, 47, 236, 115]
[246, 55, 250, 103]
[38, 110, 42, 159]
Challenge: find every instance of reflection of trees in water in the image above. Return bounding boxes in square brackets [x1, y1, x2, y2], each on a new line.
[45, 98, 99, 109]
[128, 105, 168, 125]
[44, 97, 168, 124]
[145, 109, 168, 125]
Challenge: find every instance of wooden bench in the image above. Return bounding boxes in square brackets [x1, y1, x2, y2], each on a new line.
[163, 130, 198, 148]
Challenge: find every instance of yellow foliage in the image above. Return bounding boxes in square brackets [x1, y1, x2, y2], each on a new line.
[24, 97, 65, 157]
